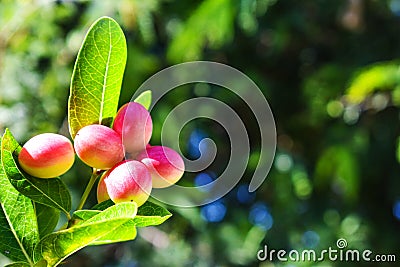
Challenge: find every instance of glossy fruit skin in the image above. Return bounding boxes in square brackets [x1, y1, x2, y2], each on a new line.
[74, 124, 124, 170]
[18, 133, 75, 178]
[98, 160, 152, 207]
[112, 102, 152, 156]
[136, 145, 184, 188]
[97, 172, 110, 203]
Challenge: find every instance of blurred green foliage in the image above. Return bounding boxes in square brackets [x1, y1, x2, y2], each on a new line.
[1, 0, 400, 266]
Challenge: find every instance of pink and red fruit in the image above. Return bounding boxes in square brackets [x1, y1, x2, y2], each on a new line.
[74, 124, 124, 170]
[112, 102, 152, 156]
[136, 145, 185, 188]
[99, 160, 152, 207]
[18, 133, 75, 178]
[97, 173, 110, 203]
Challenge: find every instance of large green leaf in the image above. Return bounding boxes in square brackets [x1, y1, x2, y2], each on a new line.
[72, 209, 137, 246]
[35, 203, 59, 238]
[134, 201, 172, 227]
[71, 201, 170, 246]
[91, 220, 137, 246]
[33, 202, 137, 266]
[133, 90, 152, 110]
[77, 201, 171, 227]
[1, 129, 71, 217]
[0, 131, 39, 265]
[73, 210, 101, 222]
[68, 16, 127, 138]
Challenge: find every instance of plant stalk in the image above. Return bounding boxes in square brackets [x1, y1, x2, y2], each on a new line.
[76, 168, 102, 211]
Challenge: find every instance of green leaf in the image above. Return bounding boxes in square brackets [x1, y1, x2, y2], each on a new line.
[72, 208, 137, 246]
[71, 201, 170, 245]
[68, 16, 127, 138]
[134, 201, 172, 227]
[72, 210, 100, 224]
[134, 90, 152, 110]
[0, 130, 39, 265]
[0, 208, 34, 264]
[33, 202, 137, 266]
[33, 260, 47, 267]
[35, 203, 59, 238]
[91, 220, 137, 246]
[76, 201, 171, 226]
[1, 129, 71, 217]
[5, 263, 31, 267]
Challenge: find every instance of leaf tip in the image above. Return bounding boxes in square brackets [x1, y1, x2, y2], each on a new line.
[133, 90, 153, 110]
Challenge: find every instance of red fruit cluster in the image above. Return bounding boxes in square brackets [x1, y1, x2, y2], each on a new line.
[17, 102, 185, 207]
[74, 102, 184, 207]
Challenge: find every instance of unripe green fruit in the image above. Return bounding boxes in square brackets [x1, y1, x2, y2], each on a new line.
[113, 102, 152, 156]
[74, 124, 124, 170]
[136, 145, 185, 188]
[18, 133, 75, 178]
[97, 160, 152, 207]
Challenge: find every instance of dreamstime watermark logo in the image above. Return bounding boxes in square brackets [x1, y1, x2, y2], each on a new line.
[257, 238, 397, 263]
[125, 61, 276, 207]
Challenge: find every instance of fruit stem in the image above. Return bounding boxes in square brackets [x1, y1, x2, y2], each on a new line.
[76, 168, 102, 210]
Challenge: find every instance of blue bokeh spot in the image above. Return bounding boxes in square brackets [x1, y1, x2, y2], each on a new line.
[302, 230, 320, 248]
[393, 200, 400, 220]
[249, 202, 273, 230]
[187, 129, 207, 158]
[236, 184, 256, 204]
[194, 172, 214, 192]
[201, 201, 227, 223]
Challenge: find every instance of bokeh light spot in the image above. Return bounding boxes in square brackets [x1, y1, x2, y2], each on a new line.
[341, 215, 360, 235]
[249, 203, 273, 230]
[201, 201, 227, 222]
[343, 105, 360, 125]
[187, 129, 208, 158]
[275, 154, 293, 173]
[393, 200, 400, 220]
[326, 100, 344, 118]
[302, 230, 320, 248]
[236, 184, 256, 204]
[194, 172, 214, 192]
[292, 171, 312, 199]
[324, 209, 341, 227]
[390, 0, 400, 16]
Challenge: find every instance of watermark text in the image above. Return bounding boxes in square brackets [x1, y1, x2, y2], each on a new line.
[257, 238, 396, 263]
